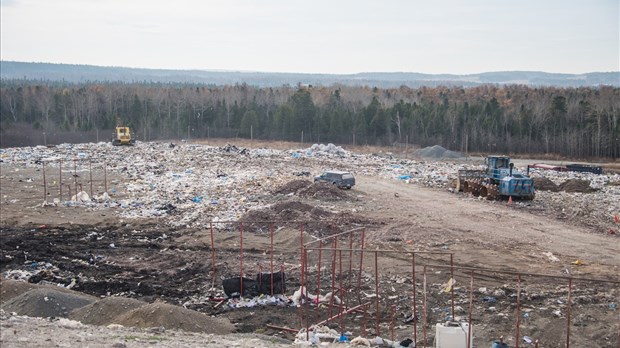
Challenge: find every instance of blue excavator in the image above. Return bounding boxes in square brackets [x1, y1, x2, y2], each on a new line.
[456, 156, 535, 200]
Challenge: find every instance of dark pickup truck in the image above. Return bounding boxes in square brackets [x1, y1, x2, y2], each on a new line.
[314, 170, 355, 189]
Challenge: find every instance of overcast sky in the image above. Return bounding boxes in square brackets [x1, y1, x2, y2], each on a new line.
[1, 0, 618, 74]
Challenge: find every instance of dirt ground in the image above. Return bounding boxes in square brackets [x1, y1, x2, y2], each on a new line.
[1, 140, 618, 347]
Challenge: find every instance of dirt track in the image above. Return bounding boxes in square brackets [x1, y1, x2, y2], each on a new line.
[358, 176, 620, 278]
[1, 141, 619, 347]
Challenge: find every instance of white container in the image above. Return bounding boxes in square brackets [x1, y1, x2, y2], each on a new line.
[435, 321, 473, 348]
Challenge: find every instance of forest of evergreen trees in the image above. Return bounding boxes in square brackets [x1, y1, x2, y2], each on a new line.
[1, 79, 618, 159]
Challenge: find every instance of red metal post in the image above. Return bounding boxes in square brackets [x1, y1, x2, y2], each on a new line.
[357, 227, 366, 304]
[328, 234, 338, 319]
[210, 222, 216, 275]
[348, 230, 353, 286]
[566, 277, 572, 348]
[240, 222, 244, 297]
[304, 249, 310, 341]
[316, 239, 323, 324]
[413, 252, 417, 344]
[375, 251, 380, 337]
[339, 250, 344, 334]
[468, 271, 473, 348]
[423, 266, 427, 348]
[299, 245, 305, 330]
[516, 273, 522, 348]
[300, 222, 306, 335]
[450, 253, 455, 319]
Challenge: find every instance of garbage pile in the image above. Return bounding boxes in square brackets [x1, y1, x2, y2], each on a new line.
[414, 145, 465, 159]
[527, 169, 620, 232]
[1, 141, 617, 234]
[305, 143, 348, 156]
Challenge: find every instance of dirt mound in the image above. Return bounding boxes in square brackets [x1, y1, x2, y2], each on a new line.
[1, 287, 97, 318]
[533, 177, 559, 192]
[238, 199, 380, 237]
[559, 179, 596, 193]
[240, 200, 330, 224]
[114, 302, 234, 334]
[298, 182, 349, 200]
[69, 296, 146, 325]
[272, 180, 312, 195]
[0, 280, 39, 305]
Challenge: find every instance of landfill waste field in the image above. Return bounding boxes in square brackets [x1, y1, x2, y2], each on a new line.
[1, 140, 619, 347]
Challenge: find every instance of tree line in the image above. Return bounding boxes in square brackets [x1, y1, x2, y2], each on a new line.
[1, 80, 618, 158]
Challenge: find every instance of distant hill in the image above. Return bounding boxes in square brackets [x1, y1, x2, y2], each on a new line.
[1, 61, 618, 87]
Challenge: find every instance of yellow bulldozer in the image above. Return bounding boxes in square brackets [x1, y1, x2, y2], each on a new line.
[112, 126, 136, 146]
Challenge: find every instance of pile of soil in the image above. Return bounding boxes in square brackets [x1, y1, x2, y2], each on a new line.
[0, 280, 234, 335]
[533, 177, 559, 192]
[272, 180, 312, 195]
[239, 200, 331, 232]
[0, 280, 38, 304]
[1, 286, 97, 318]
[559, 179, 596, 193]
[298, 182, 349, 200]
[113, 302, 234, 334]
[70, 296, 146, 325]
[238, 200, 378, 236]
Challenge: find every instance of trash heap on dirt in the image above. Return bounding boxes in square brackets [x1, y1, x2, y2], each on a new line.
[527, 168, 620, 232]
[0, 141, 617, 234]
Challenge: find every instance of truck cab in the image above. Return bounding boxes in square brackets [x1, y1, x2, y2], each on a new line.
[314, 170, 355, 189]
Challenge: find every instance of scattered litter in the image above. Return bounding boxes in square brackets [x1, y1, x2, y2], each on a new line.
[295, 325, 339, 345]
[350, 336, 371, 346]
[543, 252, 560, 262]
[442, 277, 456, 293]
